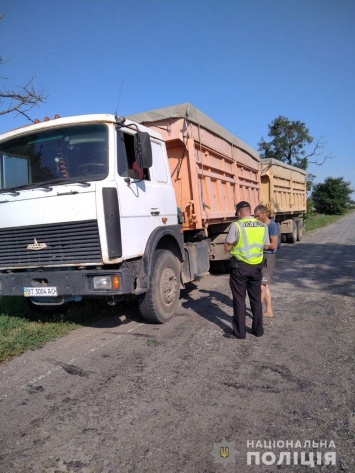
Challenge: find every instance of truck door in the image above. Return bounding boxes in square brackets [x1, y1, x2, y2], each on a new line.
[116, 130, 162, 259]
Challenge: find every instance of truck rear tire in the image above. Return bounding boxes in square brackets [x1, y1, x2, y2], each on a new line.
[139, 249, 180, 323]
[277, 224, 282, 249]
[286, 222, 297, 244]
[296, 220, 303, 241]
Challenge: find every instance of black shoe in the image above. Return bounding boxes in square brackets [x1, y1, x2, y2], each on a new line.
[224, 332, 246, 339]
[252, 331, 263, 338]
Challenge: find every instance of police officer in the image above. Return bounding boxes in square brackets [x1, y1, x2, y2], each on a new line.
[224, 201, 269, 339]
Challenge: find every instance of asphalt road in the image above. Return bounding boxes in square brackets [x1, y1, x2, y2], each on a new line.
[0, 213, 354, 473]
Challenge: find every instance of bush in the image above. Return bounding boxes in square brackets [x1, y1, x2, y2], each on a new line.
[311, 177, 353, 215]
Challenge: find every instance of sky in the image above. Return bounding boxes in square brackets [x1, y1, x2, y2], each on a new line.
[1, 0, 354, 196]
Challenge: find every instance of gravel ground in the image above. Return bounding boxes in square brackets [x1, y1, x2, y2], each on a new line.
[0, 213, 354, 473]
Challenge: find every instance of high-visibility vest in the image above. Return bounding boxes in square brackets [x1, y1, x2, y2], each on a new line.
[230, 218, 267, 265]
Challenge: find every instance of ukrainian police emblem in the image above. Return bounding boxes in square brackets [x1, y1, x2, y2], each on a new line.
[211, 438, 237, 467]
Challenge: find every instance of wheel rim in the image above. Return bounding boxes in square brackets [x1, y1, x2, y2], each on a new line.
[160, 267, 178, 306]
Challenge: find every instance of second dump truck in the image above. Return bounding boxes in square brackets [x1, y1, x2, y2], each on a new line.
[260, 158, 307, 243]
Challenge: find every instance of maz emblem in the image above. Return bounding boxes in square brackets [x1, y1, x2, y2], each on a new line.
[27, 238, 47, 251]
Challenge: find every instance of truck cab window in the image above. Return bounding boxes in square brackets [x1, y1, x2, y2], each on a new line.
[117, 131, 150, 180]
[0, 155, 29, 189]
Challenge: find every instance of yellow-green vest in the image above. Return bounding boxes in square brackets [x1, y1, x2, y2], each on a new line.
[230, 218, 267, 264]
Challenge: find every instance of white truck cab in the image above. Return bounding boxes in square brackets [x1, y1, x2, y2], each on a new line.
[0, 114, 188, 323]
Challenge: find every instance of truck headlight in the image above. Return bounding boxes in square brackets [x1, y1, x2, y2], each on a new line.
[93, 276, 112, 290]
[92, 275, 120, 290]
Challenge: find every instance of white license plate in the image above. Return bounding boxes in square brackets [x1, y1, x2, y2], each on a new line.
[24, 287, 58, 297]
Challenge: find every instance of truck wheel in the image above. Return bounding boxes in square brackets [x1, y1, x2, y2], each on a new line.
[296, 220, 303, 241]
[277, 224, 282, 249]
[286, 222, 297, 244]
[139, 249, 180, 323]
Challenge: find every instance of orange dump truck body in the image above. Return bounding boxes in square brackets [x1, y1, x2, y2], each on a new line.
[129, 103, 261, 233]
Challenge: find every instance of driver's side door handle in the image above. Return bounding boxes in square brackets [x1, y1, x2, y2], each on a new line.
[151, 208, 160, 216]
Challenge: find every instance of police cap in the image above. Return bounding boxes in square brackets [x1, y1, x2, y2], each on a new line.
[235, 201, 251, 212]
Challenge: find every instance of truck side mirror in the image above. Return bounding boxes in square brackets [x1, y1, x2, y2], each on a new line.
[134, 132, 152, 169]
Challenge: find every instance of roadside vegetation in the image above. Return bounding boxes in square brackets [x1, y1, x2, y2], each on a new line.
[304, 209, 354, 233]
[0, 298, 120, 362]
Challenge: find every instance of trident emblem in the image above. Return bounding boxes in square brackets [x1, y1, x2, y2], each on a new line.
[220, 446, 230, 459]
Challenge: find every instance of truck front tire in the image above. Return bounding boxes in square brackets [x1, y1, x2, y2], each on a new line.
[139, 249, 180, 323]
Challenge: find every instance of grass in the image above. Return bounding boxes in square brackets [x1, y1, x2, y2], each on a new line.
[0, 297, 121, 362]
[146, 339, 159, 346]
[305, 209, 354, 233]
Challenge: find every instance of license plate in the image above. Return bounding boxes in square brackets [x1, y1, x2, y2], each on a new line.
[24, 287, 58, 297]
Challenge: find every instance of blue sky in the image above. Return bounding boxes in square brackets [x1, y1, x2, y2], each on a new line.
[1, 0, 354, 196]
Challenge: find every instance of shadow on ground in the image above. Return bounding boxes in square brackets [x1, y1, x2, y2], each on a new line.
[0, 296, 145, 329]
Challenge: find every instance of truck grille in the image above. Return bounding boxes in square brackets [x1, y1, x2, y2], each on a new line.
[0, 220, 102, 268]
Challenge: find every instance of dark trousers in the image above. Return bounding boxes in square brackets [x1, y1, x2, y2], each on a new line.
[229, 261, 263, 338]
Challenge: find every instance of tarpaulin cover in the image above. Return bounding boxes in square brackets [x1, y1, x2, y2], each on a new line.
[128, 102, 260, 161]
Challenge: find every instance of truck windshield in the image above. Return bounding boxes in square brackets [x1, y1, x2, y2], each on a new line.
[0, 124, 108, 190]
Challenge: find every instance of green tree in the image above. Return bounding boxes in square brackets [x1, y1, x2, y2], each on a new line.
[1, 14, 46, 120]
[311, 177, 353, 215]
[258, 116, 314, 169]
[258, 116, 332, 190]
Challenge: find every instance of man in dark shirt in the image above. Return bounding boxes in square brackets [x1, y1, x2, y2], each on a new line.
[254, 205, 279, 320]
